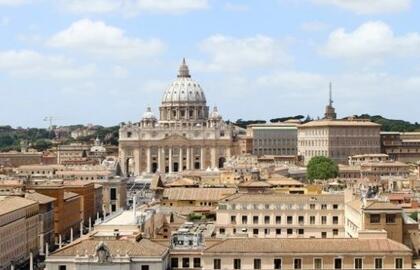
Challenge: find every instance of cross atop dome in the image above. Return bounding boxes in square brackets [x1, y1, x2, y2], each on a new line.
[177, 57, 191, 78]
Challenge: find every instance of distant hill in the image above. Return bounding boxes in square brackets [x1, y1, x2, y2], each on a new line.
[355, 114, 420, 132]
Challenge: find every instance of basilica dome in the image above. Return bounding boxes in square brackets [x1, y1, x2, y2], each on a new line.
[161, 58, 206, 104]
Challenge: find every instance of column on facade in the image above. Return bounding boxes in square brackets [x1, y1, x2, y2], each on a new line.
[169, 147, 173, 173]
[179, 147, 183, 172]
[119, 149, 127, 177]
[225, 146, 231, 158]
[157, 147, 162, 173]
[200, 147, 205, 170]
[211, 147, 216, 169]
[133, 148, 140, 176]
[186, 147, 191, 170]
[146, 147, 152, 173]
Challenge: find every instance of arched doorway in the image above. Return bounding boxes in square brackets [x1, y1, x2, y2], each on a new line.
[218, 157, 226, 168]
[152, 162, 158, 173]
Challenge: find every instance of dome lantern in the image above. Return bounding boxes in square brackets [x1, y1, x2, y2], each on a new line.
[177, 58, 191, 78]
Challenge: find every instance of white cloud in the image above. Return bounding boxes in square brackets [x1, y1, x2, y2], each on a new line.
[57, 0, 208, 15]
[198, 34, 292, 72]
[300, 21, 329, 32]
[322, 21, 420, 62]
[224, 2, 249, 12]
[312, 0, 411, 15]
[0, 50, 96, 79]
[47, 19, 165, 60]
[57, 0, 122, 13]
[257, 71, 327, 93]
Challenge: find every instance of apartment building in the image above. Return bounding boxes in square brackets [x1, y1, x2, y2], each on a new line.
[0, 196, 39, 269]
[298, 119, 381, 165]
[216, 193, 345, 238]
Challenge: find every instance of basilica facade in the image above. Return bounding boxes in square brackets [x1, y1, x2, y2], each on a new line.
[119, 59, 236, 176]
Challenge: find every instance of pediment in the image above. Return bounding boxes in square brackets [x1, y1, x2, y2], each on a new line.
[158, 134, 191, 145]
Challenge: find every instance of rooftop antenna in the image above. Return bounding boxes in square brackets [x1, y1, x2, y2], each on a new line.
[329, 82, 333, 107]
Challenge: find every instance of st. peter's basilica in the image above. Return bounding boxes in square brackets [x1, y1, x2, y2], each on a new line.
[118, 59, 236, 176]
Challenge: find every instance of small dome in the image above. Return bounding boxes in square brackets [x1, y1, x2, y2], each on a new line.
[209, 106, 222, 120]
[142, 107, 156, 121]
[161, 59, 206, 104]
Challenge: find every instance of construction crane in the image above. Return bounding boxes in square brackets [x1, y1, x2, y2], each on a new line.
[43, 116, 55, 130]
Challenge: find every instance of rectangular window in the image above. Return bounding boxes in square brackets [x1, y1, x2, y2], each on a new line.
[310, 203, 315, 209]
[110, 188, 117, 200]
[287, 228, 293, 235]
[287, 216, 293, 224]
[276, 216, 281, 224]
[298, 216, 304, 224]
[321, 204, 327, 210]
[141, 265, 149, 270]
[182, 258, 189, 268]
[333, 216, 339, 224]
[333, 229, 339, 236]
[314, 258, 322, 270]
[254, 259, 261, 270]
[264, 216, 270, 224]
[310, 216, 315, 224]
[231, 216, 236, 224]
[242, 216, 248, 224]
[276, 228, 281, 235]
[219, 228, 225, 234]
[59, 266, 66, 270]
[298, 228, 304, 235]
[386, 214, 396, 224]
[234, 259, 241, 270]
[322, 232, 327, 238]
[264, 228, 270, 235]
[354, 258, 363, 269]
[253, 216, 259, 224]
[171, 258, 179, 268]
[395, 258, 403, 269]
[370, 214, 381, 224]
[294, 258, 302, 269]
[253, 228, 259, 235]
[193, 258, 201, 268]
[333, 204, 338, 209]
[321, 216, 327, 224]
[334, 258, 342, 269]
[214, 259, 221, 270]
[375, 258, 383, 269]
[274, 259, 282, 269]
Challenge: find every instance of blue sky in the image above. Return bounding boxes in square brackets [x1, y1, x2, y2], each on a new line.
[0, 0, 419, 127]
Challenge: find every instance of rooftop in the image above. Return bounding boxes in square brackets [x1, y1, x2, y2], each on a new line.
[163, 188, 236, 201]
[221, 193, 343, 204]
[204, 238, 411, 254]
[51, 238, 167, 257]
[0, 196, 38, 215]
[300, 119, 381, 128]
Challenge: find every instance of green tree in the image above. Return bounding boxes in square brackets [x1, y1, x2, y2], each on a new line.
[33, 139, 52, 151]
[307, 156, 338, 181]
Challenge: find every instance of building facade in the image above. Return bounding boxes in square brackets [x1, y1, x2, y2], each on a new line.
[381, 131, 420, 162]
[248, 123, 298, 156]
[0, 196, 39, 269]
[298, 120, 381, 165]
[119, 59, 236, 176]
[216, 193, 345, 239]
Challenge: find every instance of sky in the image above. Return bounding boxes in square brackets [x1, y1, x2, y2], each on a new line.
[0, 0, 420, 128]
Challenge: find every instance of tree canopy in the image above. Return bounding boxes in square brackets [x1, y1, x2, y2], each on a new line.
[356, 114, 420, 132]
[306, 156, 338, 181]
